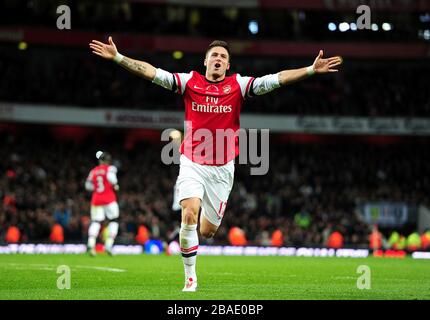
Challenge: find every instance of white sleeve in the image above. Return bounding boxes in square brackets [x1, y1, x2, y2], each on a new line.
[251, 73, 281, 96]
[107, 166, 118, 185]
[152, 68, 192, 95]
[152, 68, 175, 90]
[85, 180, 94, 191]
[173, 71, 193, 95]
[85, 171, 94, 191]
[236, 74, 254, 98]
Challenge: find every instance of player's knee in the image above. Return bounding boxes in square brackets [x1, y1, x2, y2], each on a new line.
[183, 207, 198, 225]
[200, 229, 215, 239]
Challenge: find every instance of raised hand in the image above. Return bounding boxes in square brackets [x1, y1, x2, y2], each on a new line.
[312, 50, 343, 74]
[89, 36, 118, 60]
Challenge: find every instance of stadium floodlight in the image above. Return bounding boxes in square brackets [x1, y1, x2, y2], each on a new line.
[424, 30, 430, 40]
[298, 11, 306, 21]
[339, 22, 350, 32]
[350, 23, 357, 31]
[328, 23, 337, 31]
[382, 23, 392, 31]
[248, 20, 259, 35]
[419, 13, 430, 23]
[371, 23, 379, 31]
[18, 41, 28, 50]
[172, 51, 183, 60]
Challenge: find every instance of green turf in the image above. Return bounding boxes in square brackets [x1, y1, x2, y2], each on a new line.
[0, 254, 429, 300]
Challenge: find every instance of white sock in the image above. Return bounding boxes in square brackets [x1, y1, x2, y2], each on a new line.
[105, 238, 114, 252]
[87, 221, 101, 249]
[105, 221, 119, 252]
[180, 223, 198, 282]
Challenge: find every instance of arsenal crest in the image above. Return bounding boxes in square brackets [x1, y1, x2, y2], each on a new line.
[222, 85, 232, 94]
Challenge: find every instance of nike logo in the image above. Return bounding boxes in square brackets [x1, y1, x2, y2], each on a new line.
[193, 85, 203, 90]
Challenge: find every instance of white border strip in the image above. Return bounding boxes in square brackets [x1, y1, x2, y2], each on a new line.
[5, 243, 430, 259]
[0, 244, 142, 255]
[412, 251, 430, 259]
[166, 242, 370, 258]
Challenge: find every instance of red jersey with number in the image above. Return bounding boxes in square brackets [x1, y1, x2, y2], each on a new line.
[88, 164, 117, 205]
[174, 71, 254, 166]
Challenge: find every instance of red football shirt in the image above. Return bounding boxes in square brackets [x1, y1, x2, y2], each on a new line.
[174, 71, 254, 165]
[88, 164, 117, 205]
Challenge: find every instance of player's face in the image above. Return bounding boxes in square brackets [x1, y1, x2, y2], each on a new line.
[204, 47, 230, 78]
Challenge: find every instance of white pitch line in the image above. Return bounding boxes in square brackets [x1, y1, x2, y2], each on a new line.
[74, 265, 126, 273]
[0, 263, 126, 273]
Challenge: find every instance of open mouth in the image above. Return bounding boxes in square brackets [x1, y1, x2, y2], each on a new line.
[214, 63, 221, 68]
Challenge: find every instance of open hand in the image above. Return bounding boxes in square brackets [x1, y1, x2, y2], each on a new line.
[89, 36, 118, 60]
[312, 50, 343, 74]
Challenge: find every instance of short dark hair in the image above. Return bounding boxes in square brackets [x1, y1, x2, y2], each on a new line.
[206, 40, 230, 61]
[99, 152, 112, 164]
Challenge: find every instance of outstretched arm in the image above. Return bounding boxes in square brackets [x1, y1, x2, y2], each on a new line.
[278, 50, 342, 86]
[247, 50, 342, 97]
[89, 36, 156, 81]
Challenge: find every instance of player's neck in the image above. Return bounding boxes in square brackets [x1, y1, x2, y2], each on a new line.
[205, 71, 226, 82]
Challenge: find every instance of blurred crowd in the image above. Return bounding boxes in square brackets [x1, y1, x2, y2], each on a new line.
[1, 128, 429, 248]
[0, 0, 422, 42]
[0, 46, 429, 117]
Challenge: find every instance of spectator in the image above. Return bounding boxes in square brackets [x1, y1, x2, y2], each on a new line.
[5, 226, 20, 243]
[406, 232, 421, 251]
[49, 224, 64, 243]
[327, 230, 344, 249]
[228, 227, 247, 246]
[369, 224, 383, 250]
[53, 202, 71, 228]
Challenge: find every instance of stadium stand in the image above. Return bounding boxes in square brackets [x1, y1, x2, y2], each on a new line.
[1, 0, 429, 251]
[0, 127, 428, 247]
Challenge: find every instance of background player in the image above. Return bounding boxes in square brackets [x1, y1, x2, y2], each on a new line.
[89, 37, 341, 290]
[85, 151, 120, 256]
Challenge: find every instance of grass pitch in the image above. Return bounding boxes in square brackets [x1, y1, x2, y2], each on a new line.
[0, 254, 429, 300]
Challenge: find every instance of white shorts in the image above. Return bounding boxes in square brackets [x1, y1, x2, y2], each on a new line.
[90, 202, 119, 222]
[176, 154, 234, 227]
